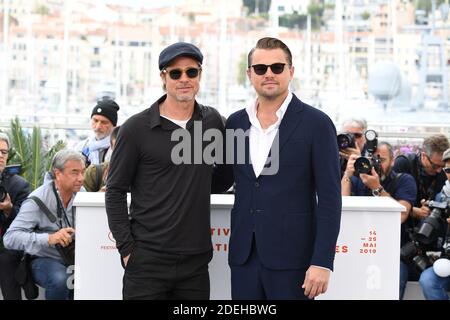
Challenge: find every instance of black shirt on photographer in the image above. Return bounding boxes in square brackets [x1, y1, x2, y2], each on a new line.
[0, 172, 30, 238]
[393, 153, 446, 207]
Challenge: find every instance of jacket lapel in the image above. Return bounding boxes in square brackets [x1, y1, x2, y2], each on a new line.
[277, 95, 304, 153]
[236, 112, 256, 180]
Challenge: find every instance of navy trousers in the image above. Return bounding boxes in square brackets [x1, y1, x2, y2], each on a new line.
[230, 236, 310, 300]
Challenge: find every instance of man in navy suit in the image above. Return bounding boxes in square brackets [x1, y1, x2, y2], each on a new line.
[226, 37, 342, 299]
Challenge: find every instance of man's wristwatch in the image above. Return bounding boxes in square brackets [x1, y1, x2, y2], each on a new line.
[371, 186, 384, 197]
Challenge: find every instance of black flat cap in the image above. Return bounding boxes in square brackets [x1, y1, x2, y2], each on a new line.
[158, 42, 203, 70]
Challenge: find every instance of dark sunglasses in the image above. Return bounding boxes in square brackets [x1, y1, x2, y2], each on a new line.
[250, 63, 286, 75]
[443, 167, 450, 174]
[163, 67, 201, 80]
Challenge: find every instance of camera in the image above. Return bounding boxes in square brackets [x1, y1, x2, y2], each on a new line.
[353, 130, 380, 175]
[354, 155, 382, 175]
[415, 200, 450, 245]
[55, 241, 75, 266]
[0, 164, 22, 202]
[401, 199, 450, 272]
[400, 235, 433, 272]
[337, 133, 356, 150]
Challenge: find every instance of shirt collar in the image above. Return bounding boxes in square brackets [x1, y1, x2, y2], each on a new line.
[246, 91, 293, 130]
[148, 94, 204, 130]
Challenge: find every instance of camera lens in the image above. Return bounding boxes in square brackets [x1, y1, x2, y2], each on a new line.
[413, 255, 432, 272]
[337, 133, 355, 150]
[416, 207, 446, 244]
[354, 157, 372, 175]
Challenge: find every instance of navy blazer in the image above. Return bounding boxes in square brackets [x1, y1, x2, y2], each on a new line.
[226, 94, 342, 270]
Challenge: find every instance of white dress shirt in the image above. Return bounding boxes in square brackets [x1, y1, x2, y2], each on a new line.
[246, 92, 293, 177]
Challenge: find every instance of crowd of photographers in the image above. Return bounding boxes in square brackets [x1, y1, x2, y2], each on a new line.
[339, 118, 450, 300]
[1, 110, 450, 300]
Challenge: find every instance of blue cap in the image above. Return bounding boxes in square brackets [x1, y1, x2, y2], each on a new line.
[158, 42, 203, 70]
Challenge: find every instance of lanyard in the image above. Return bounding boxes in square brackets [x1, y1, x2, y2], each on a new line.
[51, 181, 73, 229]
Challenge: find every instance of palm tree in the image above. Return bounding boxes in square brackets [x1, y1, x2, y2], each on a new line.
[7, 117, 66, 190]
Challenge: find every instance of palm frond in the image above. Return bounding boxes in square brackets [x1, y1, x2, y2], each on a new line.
[9, 117, 30, 180]
[7, 118, 67, 191]
[43, 140, 66, 173]
[9, 118, 27, 161]
[30, 127, 43, 190]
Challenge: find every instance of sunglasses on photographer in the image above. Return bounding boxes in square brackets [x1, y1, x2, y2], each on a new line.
[163, 67, 201, 80]
[250, 63, 287, 75]
[444, 167, 450, 174]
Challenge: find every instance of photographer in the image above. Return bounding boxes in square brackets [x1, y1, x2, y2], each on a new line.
[4, 150, 85, 300]
[0, 132, 30, 300]
[417, 148, 450, 300]
[394, 134, 449, 293]
[338, 118, 368, 176]
[341, 141, 417, 299]
[394, 134, 449, 220]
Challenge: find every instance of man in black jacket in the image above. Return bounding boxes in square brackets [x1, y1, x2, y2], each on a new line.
[0, 132, 30, 299]
[105, 42, 232, 300]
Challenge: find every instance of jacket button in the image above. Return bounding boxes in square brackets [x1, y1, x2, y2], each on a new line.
[254, 182, 260, 187]
[250, 209, 254, 214]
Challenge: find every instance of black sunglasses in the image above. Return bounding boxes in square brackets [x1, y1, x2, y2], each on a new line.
[443, 167, 450, 174]
[250, 63, 286, 75]
[163, 67, 201, 80]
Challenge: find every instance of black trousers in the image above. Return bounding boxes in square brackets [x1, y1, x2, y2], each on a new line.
[123, 247, 213, 300]
[0, 249, 23, 300]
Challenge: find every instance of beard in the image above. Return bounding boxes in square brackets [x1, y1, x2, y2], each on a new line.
[95, 133, 108, 140]
[175, 92, 195, 102]
[380, 167, 392, 182]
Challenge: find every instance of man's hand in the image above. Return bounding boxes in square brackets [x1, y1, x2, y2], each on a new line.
[339, 147, 361, 160]
[344, 154, 359, 177]
[413, 199, 431, 219]
[302, 266, 331, 299]
[0, 194, 13, 216]
[48, 227, 75, 247]
[359, 167, 381, 190]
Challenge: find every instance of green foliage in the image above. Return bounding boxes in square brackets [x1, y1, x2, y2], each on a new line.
[361, 11, 370, 21]
[307, 2, 326, 30]
[34, 4, 50, 16]
[7, 117, 66, 190]
[243, 0, 272, 15]
[307, 2, 324, 17]
[414, 0, 446, 13]
[237, 54, 249, 87]
[279, 13, 308, 29]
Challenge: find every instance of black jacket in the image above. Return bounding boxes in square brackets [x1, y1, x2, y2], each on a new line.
[0, 172, 30, 237]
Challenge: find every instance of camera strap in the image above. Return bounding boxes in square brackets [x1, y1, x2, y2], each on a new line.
[51, 181, 73, 229]
[28, 196, 57, 225]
